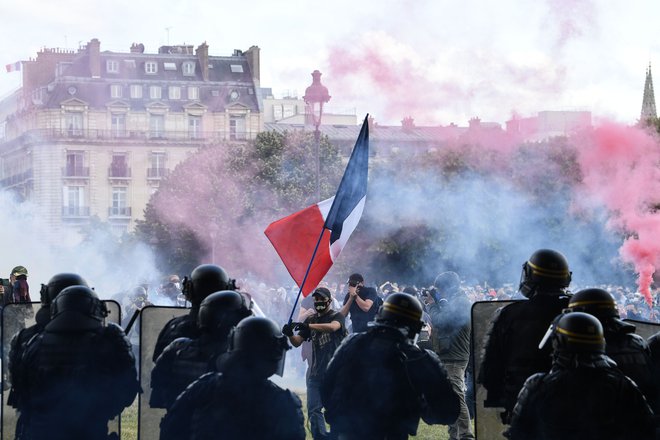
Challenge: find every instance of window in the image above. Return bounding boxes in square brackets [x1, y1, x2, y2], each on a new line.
[229, 116, 246, 140]
[145, 62, 158, 74]
[189, 116, 202, 139]
[283, 104, 295, 118]
[130, 84, 143, 99]
[149, 152, 167, 178]
[168, 86, 181, 100]
[110, 154, 129, 177]
[187, 86, 199, 100]
[110, 84, 122, 98]
[273, 105, 283, 120]
[65, 112, 83, 136]
[106, 60, 119, 73]
[149, 86, 162, 99]
[111, 114, 126, 137]
[149, 115, 164, 138]
[230, 64, 244, 73]
[110, 187, 128, 216]
[65, 151, 89, 177]
[163, 62, 177, 71]
[63, 186, 86, 216]
[182, 62, 195, 76]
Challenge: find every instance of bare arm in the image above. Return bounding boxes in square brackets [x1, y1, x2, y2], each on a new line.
[340, 295, 354, 317]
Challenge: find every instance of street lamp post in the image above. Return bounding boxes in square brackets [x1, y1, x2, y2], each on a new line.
[303, 70, 331, 201]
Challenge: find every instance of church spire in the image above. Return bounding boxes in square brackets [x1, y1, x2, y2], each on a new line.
[641, 63, 657, 121]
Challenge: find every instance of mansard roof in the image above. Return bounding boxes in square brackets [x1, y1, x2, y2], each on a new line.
[38, 48, 259, 113]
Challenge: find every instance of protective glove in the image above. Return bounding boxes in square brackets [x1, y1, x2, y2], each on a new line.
[282, 323, 294, 337]
[295, 322, 311, 340]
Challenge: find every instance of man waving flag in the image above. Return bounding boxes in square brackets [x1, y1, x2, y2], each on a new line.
[265, 115, 369, 297]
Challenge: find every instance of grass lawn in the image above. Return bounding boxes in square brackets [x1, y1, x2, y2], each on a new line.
[120, 393, 455, 440]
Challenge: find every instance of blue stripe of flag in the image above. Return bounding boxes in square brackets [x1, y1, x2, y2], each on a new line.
[323, 114, 369, 244]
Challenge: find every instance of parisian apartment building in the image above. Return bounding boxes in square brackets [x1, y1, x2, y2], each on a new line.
[0, 38, 263, 238]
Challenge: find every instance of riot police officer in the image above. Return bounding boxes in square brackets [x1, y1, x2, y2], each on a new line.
[12, 285, 139, 440]
[505, 312, 655, 440]
[150, 290, 252, 409]
[152, 264, 236, 361]
[321, 292, 460, 440]
[479, 249, 572, 423]
[7, 273, 88, 410]
[160, 316, 305, 440]
[566, 287, 658, 411]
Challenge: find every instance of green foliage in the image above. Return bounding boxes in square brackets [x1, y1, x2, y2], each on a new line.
[136, 131, 343, 277]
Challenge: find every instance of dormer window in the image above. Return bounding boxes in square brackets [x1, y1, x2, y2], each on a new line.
[163, 62, 177, 71]
[106, 60, 119, 73]
[230, 64, 244, 73]
[182, 62, 195, 76]
[145, 62, 158, 74]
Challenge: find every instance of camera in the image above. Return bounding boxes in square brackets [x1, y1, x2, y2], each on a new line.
[0, 279, 10, 287]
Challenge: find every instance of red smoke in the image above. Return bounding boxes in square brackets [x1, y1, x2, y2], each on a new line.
[575, 123, 660, 304]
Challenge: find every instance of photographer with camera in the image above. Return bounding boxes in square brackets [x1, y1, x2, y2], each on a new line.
[339, 273, 380, 333]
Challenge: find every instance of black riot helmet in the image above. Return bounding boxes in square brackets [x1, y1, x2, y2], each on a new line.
[539, 311, 605, 354]
[567, 288, 619, 320]
[221, 317, 290, 378]
[39, 273, 89, 306]
[47, 285, 109, 331]
[198, 290, 252, 336]
[519, 249, 571, 298]
[373, 292, 424, 338]
[182, 264, 236, 306]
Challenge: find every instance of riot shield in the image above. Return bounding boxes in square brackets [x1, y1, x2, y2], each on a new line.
[1, 300, 121, 440]
[623, 319, 660, 340]
[471, 300, 516, 440]
[137, 305, 189, 440]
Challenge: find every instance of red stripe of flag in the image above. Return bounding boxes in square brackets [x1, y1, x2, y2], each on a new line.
[264, 199, 334, 296]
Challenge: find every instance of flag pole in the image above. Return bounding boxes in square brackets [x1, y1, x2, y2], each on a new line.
[287, 226, 327, 324]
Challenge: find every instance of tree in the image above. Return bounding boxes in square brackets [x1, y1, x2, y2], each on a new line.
[136, 130, 343, 279]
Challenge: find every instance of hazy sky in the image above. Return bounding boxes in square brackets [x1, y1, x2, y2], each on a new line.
[1, 0, 660, 126]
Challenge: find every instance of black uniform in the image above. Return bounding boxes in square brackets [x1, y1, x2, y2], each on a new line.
[13, 322, 139, 440]
[160, 372, 305, 440]
[321, 326, 460, 440]
[7, 306, 51, 408]
[150, 334, 227, 409]
[479, 293, 570, 417]
[152, 311, 199, 362]
[504, 354, 655, 440]
[602, 319, 658, 412]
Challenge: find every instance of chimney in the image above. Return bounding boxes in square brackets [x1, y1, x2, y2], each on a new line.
[244, 45, 260, 83]
[88, 38, 101, 78]
[401, 116, 415, 132]
[368, 116, 376, 131]
[468, 117, 481, 130]
[130, 43, 145, 53]
[196, 42, 209, 81]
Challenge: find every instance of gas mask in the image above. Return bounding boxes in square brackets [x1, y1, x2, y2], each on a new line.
[314, 299, 330, 313]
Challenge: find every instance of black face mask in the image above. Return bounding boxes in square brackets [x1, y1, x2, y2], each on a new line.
[314, 300, 329, 312]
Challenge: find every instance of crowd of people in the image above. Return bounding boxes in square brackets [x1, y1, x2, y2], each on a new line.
[0, 249, 659, 439]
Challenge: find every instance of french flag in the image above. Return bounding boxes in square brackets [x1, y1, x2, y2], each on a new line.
[265, 115, 369, 296]
[5, 61, 21, 73]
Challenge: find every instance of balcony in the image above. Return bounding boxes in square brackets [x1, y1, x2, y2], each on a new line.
[62, 166, 90, 178]
[108, 206, 132, 217]
[147, 168, 170, 179]
[108, 166, 132, 179]
[62, 206, 90, 217]
[1, 128, 257, 146]
[0, 169, 33, 188]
